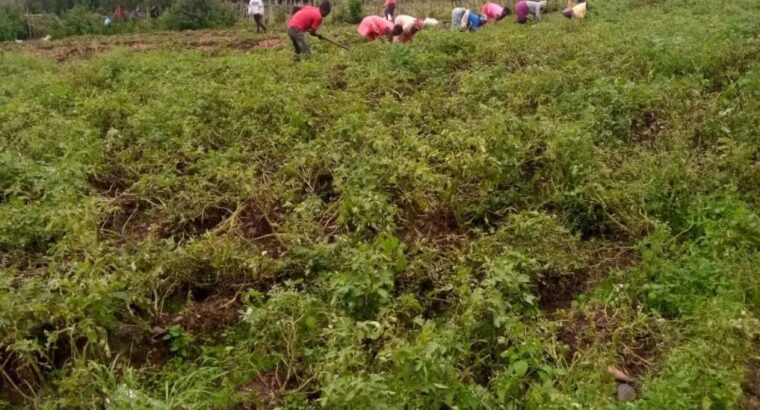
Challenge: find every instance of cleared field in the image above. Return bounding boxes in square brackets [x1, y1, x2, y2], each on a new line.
[2, 0, 760, 407]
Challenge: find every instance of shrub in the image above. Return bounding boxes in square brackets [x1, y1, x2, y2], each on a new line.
[346, 0, 363, 24]
[0, 5, 25, 41]
[53, 4, 103, 38]
[161, 0, 235, 31]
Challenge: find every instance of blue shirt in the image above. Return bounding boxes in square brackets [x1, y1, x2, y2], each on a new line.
[467, 13, 485, 31]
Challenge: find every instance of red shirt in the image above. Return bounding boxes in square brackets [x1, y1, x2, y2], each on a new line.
[288, 6, 323, 31]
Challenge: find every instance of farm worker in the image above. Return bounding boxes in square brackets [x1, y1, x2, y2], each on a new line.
[384, 0, 397, 21]
[104, 16, 113, 28]
[462, 10, 487, 31]
[287, 1, 331, 58]
[394, 15, 423, 42]
[515, 0, 546, 24]
[248, 0, 267, 32]
[562, 0, 587, 19]
[358, 16, 403, 41]
[451, 7, 467, 30]
[481, 2, 511, 23]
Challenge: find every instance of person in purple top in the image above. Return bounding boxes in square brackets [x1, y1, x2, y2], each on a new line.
[515, 0, 546, 24]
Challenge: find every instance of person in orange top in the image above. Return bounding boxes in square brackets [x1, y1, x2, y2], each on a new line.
[384, 0, 397, 21]
[287, 1, 331, 57]
[358, 16, 403, 41]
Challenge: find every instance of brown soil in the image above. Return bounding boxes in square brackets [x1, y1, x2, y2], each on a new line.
[238, 200, 284, 257]
[237, 371, 284, 409]
[534, 271, 589, 311]
[536, 241, 639, 311]
[398, 208, 469, 249]
[257, 38, 286, 49]
[555, 306, 661, 381]
[631, 111, 665, 145]
[154, 292, 241, 335]
[1, 31, 287, 63]
[743, 344, 760, 409]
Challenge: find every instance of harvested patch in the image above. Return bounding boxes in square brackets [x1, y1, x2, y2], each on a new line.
[100, 196, 168, 242]
[743, 350, 760, 409]
[556, 308, 610, 361]
[131, 43, 151, 51]
[109, 325, 171, 369]
[154, 292, 241, 335]
[618, 327, 658, 379]
[237, 371, 284, 409]
[238, 201, 284, 257]
[556, 307, 664, 380]
[399, 208, 469, 249]
[534, 271, 589, 311]
[232, 39, 259, 50]
[631, 111, 666, 145]
[304, 170, 337, 203]
[536, 241, 639, 311]
[257, 38, 285, 48]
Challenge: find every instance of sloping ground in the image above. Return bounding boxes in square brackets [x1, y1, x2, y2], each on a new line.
[1, 0, 760, 407]
[0, 29, 284, 62]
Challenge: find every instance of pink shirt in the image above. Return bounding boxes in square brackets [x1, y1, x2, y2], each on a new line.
[288, 6, 322, 31]
[482, 2, 504, 20]
[358, 16, 393, 39]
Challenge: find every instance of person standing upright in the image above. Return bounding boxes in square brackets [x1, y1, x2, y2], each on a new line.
[384, 0, 397, 21]
[248, 0, 266, 32]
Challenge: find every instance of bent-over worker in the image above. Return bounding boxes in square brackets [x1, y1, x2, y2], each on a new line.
[287, 1, 331, 57]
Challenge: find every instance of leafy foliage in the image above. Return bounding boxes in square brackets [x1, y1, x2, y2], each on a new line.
[2, 0, 760, 407]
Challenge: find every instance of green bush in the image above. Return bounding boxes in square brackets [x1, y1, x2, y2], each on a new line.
[0, 5, 25, 41]
[346, 0, 363, 24]
[161, 0, 235, 30]
[52, 4, 103, 37]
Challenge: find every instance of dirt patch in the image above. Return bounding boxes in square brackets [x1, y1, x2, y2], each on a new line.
[238, 200, 285, 257]
[618, 328, 658, 379]
[536, 241, 639, 311]
[99, 194, 172, 243]
[237, 371, 284, 409]
[534, 271, 589, 311]
[131, 42, 151, 51]
[743, 343, 760, 409]
[154, 292, 241, 335]
[109, 326, 171, 369]
[631, 111, 665, 145]
[556, 308, 610, 360]
[556, 306, 662, 380]
[257, 38, 286, 49]
[399, 208, 469, 249]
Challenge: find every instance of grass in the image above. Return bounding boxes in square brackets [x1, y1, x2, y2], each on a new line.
[1, 0, 760, 407]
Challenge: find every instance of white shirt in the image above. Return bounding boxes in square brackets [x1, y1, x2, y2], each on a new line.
[394, 15, 418, 33]
[248, 0, 263, 15]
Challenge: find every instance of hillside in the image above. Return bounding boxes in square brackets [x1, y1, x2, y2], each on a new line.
[2, 0, 760, 407]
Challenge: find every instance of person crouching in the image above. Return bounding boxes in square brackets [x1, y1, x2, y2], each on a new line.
[358, 15, 403, 41]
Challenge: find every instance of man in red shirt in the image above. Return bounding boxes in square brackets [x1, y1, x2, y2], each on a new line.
[287, 1, 332, 58]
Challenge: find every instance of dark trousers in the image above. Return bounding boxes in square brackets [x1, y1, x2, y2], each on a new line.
[288, 27, 310, 57]
[253, 14, 266, 32]
[384, 4, 396, 21]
